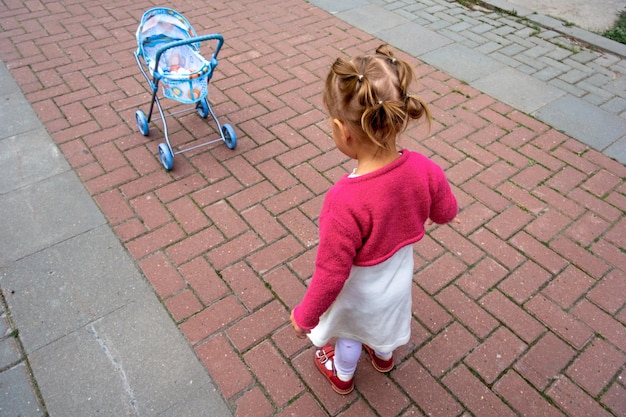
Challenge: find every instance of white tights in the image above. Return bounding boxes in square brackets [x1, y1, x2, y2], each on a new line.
[333, 338, 391, 379]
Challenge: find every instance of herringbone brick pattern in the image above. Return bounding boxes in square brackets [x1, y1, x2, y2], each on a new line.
[1, 0, 624, 415]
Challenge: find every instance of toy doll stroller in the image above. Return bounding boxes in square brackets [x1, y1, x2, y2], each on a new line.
[134, 7, 236, 170]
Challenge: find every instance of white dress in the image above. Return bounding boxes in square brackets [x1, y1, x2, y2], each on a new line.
[308, 244, 414, 353]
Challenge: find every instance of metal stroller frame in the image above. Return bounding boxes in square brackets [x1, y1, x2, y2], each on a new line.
[134, 8, 236, 170]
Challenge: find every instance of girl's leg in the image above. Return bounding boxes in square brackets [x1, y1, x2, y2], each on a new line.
[363, 344, 394, 372]
[334, 338, 362, 380]
[373, 349, 392, 360]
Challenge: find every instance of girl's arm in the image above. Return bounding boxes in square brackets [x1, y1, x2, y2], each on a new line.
[292, 215, 358, 330]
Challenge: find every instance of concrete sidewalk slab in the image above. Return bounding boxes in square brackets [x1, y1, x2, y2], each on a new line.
[536, 94, 626, 150]
[337, 4, 410, 33]
[376, 23, 454, 57]
[421, 43, 506, 82]
[0, 90, 42, 140]
[0, 363, 42, 416]
[473, 66, 566, 113]
[0, 171, 105, 265]
[0, 55, 232, 416]
[0, 129, 69, 194]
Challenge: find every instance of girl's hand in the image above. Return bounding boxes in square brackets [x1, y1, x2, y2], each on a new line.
[290, 310, 310, 339]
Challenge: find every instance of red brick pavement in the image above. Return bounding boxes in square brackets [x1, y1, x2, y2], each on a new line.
[1, 0, 625, 415]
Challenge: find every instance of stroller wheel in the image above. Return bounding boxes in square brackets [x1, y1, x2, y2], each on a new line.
[222, 124, 237, 150]
[135, 110, 149, 136]
[196, 98, 209, 119]
[158, 143, 174, 171]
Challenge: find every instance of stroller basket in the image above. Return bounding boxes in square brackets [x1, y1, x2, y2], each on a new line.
[134, 7, 236, 170]
[151, 45, 211, 104]
[137, 8, 212, 104]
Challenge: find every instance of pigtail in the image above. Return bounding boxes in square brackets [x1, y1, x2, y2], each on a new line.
[375, 44, 431, 131]
[406, 94, 431, 129]
[330, 58, 360, 101]
[362, 99, 407, 150]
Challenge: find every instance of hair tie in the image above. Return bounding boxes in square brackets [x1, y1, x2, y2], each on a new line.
[378, 100, 383, 105]
[391, 58, 397, 64]
[358, 74, 364, 81]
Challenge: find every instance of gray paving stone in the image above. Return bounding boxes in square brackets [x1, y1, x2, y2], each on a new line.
[525, 45, 551, 58]
[336, 3, 410, 33]
[31, 301, 230, 417]
[477, 41, 504, 54]
[463, 30, 492, 47]
[587, 63, 617, 80]
[0, 62, 20, 96]
[515, 27, 537, 38]
[0, 129, 70, 195]
[396, 9, 420, 20]
[383, 1, 404, 11]
[421, 43, 506, 83]
[307, 0, 369, 14]
[578, 81, 616, 101]
[0, 336, 20, 368]
[517, 56, 547, 71]
[538, 56, 572, 73]
[594, 54, 622, 67]
[572, 50, 605, 64]
[601, 97, 626, 115]
[489, 50, 523, 68]
[535, 66, 565, 81]
[500, 43, 526, 57]
[0, 314, 10, 338]
[376, 22, 453, 57]
[0, 170, 106, 266]
[424, 18, 450, 29]
[0, 362, 44, 417]
[476, 15, 500, 27]
[473, 66, 565, 114]
[548, 78, 587, 97]
[560, 68, 591, 84]
[0, 92, 42, 140]
[585, 72, 613, 87]
[5, 224, 232, 416]
[604, 136, 626, 163]
[438, 28, 468, 43]
[504, 33, 536, 48]
[432, 10, 462, 24]
[517, 64, 539, 75]
[484, 0, 532, 14]
[537, 30, 563, 41]
[424, 4, 447, 14]
[448, 21, 473, 32]
[583, 92, 612, 106]
[484, 31, 514, 46]
[2, 225, 145, 354]
[492, 25, 517, 36]
[535, 94, 626, 151]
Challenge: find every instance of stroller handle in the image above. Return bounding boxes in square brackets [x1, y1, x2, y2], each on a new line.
[153, 34, 224, 71]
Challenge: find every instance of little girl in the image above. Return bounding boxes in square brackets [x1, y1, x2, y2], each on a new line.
[290, 45, 459, 394]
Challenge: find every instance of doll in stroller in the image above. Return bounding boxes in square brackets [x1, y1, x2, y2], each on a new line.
[134, 7, 236, 170]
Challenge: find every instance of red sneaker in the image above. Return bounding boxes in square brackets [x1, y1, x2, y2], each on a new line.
[314, 344, 354, 395]
[363, 345, 394, 372]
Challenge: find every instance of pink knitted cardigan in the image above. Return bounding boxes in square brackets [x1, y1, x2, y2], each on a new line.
[293, 150, 458, 330]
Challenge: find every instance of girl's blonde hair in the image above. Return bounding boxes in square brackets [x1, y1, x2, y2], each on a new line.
[323, 45, 430, 151]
